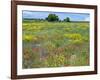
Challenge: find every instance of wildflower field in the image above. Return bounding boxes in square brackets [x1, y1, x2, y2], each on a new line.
[22, 20, 90, 68]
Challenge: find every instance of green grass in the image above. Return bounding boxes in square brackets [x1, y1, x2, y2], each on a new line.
[22, 21, 90, 68]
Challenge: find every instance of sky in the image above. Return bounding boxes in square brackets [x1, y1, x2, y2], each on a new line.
[22, 10, 90, 21]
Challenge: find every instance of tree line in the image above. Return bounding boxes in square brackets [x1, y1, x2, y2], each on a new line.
[24, 14, 71, 22]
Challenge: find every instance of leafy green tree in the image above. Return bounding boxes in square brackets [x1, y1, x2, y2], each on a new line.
[64, 17, 70, 22]
[46, 14, 59, 22]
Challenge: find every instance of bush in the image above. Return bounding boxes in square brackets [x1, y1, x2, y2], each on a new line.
[64, 33, 82, 40]
[63, 17, 70, 22]
[23, 35, 38, 42]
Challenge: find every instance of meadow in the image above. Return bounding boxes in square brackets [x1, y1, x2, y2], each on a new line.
[22, 20, 90, 68]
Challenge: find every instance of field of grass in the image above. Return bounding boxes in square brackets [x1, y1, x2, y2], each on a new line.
[22, 20, 90, 68]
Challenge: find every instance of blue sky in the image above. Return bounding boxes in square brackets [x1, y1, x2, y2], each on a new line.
[22, 10, 90, 21]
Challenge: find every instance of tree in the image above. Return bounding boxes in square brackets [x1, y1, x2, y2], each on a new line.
[64, 17, 70, 22]
[46, 14, 59, 22]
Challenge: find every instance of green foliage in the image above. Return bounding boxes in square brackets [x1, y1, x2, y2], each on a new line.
[64, 33, 82, 40]
[43, 41, 56, 52]
[44, 54, 65, 67]
[64, 33, 84, 44]
[46, 14, 59, 22]
[23, 35, 38, 42]
[23, 35, 33, 42]
[69, 51, 89, 66]
[64, 17, 70, 22]
[22, 21, 89, 68]
[23, 48, 40, 68]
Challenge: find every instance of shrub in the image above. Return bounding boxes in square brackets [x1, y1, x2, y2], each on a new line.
[63, 17, 70, 22]
[64, 33, 82, 40]
[72, 39, 83, 44]
[23, 35, 37, 42]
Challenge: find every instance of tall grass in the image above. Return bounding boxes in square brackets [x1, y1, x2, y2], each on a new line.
[22, 21, 89, 68]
